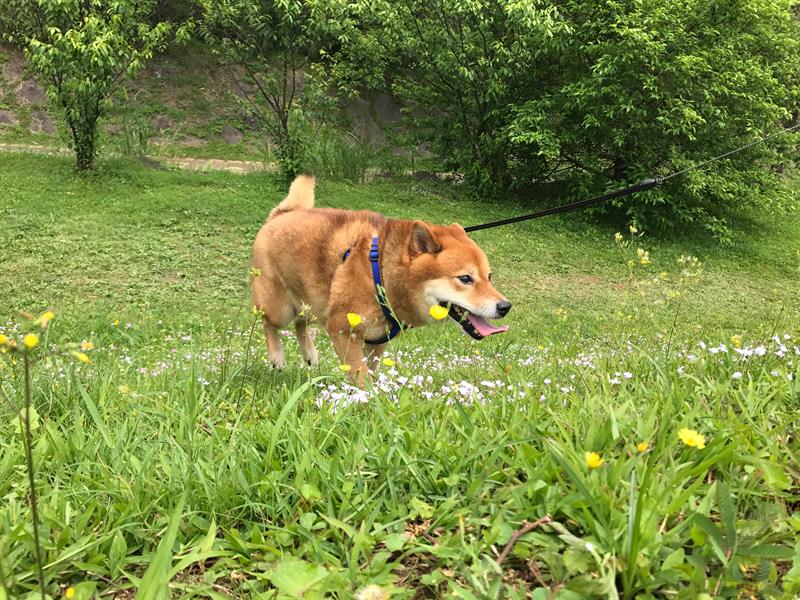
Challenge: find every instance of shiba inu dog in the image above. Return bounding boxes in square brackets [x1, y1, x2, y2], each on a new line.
[251, 175, 511, 384]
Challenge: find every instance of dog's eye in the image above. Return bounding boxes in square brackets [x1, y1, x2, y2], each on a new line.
[457, 275, 474, 285]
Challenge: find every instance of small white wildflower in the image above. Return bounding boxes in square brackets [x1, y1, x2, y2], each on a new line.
[356, 584, 389, 600]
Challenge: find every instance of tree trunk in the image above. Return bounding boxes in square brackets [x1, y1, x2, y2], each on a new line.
[70, 118, 97, 171]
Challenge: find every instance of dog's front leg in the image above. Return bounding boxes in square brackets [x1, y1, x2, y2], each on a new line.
[326, 319, 369, 386]
[365, 342, 387, 374]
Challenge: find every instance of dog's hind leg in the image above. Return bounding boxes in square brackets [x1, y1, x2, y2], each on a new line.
[295, 318, 318, 367]
[252, 272, 291, 369]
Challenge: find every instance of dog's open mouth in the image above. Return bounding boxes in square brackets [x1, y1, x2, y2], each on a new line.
[440, 302, 509, 340]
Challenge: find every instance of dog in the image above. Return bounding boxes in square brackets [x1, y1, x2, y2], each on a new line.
[251, 175, 511, 384]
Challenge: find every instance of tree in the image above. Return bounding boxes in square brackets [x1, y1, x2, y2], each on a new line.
[331, 0, 800, 237]
[199, 0, 350, 180]
[4, 0, 174, 170]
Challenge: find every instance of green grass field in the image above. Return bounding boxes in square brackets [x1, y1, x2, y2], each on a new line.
[1, 153, 799, 599]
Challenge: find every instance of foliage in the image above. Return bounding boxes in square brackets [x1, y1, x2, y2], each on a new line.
[1, 154, 799, 597]
[199, 0, 351, 180]
[330, 0, 800, 238]
[3, 0, 176, 170]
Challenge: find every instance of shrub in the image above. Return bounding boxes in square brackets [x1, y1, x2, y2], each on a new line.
[331, 0, 800, 237]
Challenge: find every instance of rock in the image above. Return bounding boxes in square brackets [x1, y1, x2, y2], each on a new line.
[150, 114, 173, 131]
[180, 135, 207, 148]
[413, 170, 439, 182]
[29, 111, 55, 134]
[1, 52, 26, 84]
[0, 109, 18, 126]
[15, 79, 47, 104]
[238, 111, 261, 131]
[221, 124, 243, 144]
[231, 79, 254, 99]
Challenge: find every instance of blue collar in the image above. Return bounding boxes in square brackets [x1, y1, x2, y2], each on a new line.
[343, 236, 407, 345]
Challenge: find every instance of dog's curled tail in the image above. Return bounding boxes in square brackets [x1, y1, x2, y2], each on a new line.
[269, 175, 315, 220]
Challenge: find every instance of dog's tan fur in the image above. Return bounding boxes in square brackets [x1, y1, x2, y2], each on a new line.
[252, 175, 510, 384]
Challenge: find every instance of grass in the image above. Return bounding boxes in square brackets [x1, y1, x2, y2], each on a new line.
[1, 153, 799, 598]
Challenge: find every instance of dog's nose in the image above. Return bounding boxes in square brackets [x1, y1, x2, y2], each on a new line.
[496, 300, 512, 317]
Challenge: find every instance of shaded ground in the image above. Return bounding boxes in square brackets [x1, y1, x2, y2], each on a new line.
[0, 143, 269, 173]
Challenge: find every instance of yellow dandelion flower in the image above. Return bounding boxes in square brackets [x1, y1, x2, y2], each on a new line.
[636, 441, 649, 453]
[35, 311, 55, 328]
[585, 451, 604, 469]
[347, 312, 363, 327]
[678, 428, 706, 449]
[0, 333, 7, 346]
[249, 267, 261, 279]
[629, 225, 638, 234]
[65, 587, 76, 600]
[80, 341, 94, 351]
[70, 350, 90, 364]
[730, 335, 742, 349]
[118, 384, 130, 394]
[112, 319, 120, 327]
[614, 232, 623, 242]
[339, 364, 352, 372]
[636, 248, 651, 266]
[429, 305, 448, 320]
[23, 334, 39, 349]
[382, 357, 396, 367]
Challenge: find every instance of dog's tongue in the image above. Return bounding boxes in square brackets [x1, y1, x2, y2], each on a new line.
[466, 313, 509, 337]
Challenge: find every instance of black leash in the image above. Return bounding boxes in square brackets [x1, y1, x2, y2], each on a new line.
[464, 123, 800, 233]
[464, 178, 660, 233]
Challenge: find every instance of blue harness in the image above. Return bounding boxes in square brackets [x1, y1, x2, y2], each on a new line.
[342, 236, 407, 345]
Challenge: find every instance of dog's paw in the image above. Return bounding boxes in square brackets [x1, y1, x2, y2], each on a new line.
[304, 348, 319, 368]
[270, 355, 286, 370]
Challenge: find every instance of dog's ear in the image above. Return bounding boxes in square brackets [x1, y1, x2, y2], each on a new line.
[410, 221, 441, 255]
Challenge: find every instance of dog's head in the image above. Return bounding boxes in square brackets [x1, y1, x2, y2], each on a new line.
[404, 221, 511, 339]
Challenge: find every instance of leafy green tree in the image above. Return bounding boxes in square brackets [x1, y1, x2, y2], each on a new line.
[332, 0, 800, 237]
[4, 1, 176, 171]
[199, 0, 350, 180]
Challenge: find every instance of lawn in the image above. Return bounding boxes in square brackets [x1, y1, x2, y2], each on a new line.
[1, 153, 799, 599]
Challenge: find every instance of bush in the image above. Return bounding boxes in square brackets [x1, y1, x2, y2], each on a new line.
[331, 0, 800, 237]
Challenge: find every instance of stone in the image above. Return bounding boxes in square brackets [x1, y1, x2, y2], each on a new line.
[15, 79, 47, 104]
[180, 135, 207, 148]
[231, 79, 254, 99]
[0, 109, 18, 126]
[238, 111, 261, 131]
[1, 52, 26, 84]
[29, 111, 55, 134]
[220, 124, 243, 144]
[150, 114, 173, 131]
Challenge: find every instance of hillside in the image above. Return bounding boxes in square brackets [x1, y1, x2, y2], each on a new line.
[0, 41, 400, 163]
